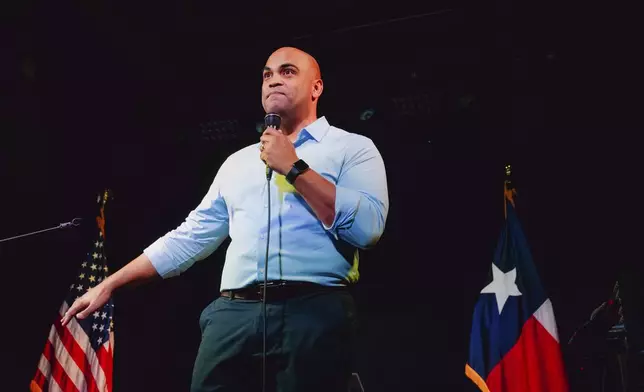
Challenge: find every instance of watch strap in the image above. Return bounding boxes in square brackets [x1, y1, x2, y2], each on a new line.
[286, 159, 309, 184]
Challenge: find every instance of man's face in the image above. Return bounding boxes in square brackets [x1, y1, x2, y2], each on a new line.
[261, 48, 314, 115]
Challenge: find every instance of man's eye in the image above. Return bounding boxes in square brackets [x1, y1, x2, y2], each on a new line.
[282, 69, 295, 75]
[263, 72, 271, 79]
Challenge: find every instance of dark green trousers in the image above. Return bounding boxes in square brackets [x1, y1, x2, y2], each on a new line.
[191, 290, 357, 392]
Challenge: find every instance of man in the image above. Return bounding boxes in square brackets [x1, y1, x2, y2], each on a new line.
[61, 47, 389, 391]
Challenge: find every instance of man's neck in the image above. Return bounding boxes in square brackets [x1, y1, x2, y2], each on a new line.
[280, 113, 318, 142]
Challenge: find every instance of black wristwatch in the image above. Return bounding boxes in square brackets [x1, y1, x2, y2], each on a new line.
[285, 159, 310, 184]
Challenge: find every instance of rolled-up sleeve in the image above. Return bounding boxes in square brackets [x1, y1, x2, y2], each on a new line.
[143, 163, 230, 278]
[323, 136, 389, 249]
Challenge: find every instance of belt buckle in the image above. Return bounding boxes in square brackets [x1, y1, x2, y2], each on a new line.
[256, 281, 285, 298]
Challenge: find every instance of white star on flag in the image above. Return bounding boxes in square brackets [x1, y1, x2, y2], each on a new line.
[480, 263, 522, 314]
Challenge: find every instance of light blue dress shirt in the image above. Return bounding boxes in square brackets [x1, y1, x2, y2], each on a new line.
[143, 116, 389, 291]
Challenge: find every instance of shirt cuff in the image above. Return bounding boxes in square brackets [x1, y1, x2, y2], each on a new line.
[322, 185, 361, 236]
[143, 239, 180, 279]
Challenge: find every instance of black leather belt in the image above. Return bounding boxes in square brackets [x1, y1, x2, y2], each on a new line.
[220, 281, 345, 301]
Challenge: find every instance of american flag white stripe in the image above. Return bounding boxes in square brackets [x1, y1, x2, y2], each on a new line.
[48, 377, 65, 392]
[59, 302, 108, 391]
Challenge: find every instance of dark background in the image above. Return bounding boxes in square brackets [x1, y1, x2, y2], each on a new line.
[1, 0, 639, 390]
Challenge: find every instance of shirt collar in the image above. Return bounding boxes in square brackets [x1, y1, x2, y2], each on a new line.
[300, 116, 331, 143]
[257, 116, 331, 150]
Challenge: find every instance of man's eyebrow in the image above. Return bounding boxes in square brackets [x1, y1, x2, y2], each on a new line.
[262, 63, 300, 73]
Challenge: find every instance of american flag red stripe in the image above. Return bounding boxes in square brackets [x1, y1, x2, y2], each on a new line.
[31, 191, 115, 392]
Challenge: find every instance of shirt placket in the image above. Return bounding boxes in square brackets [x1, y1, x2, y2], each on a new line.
[257, 176, 274, 281]
[256, 132, 308, 282]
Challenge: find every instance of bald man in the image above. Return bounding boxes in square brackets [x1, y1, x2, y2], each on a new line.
[61, 47, 389, 392]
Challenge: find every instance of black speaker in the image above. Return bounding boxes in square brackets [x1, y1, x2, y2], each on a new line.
[620, 266, 644, 352]
[618, 265, 644, 391]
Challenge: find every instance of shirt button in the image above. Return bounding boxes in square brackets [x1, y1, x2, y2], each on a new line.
[260, 234, 265, 239]
[264, 204, 268, 208]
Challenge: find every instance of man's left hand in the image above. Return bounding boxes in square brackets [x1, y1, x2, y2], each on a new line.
[260, 127, 299, 175]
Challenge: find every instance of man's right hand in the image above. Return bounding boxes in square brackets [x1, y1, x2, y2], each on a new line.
[61, 282, 113, 326]
[60, 253, 160, 327]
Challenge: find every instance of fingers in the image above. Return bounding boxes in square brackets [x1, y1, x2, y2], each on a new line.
[262, 128, 281, 137]
[259, 134, 276, 143]
[77, 304, 95, 320]
[61, 297, 88, 326]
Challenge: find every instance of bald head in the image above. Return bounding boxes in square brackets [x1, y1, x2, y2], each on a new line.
[269, 47, 321, 78]
[261, 47, 323, 120]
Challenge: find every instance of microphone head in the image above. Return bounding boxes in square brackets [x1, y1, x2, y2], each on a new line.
[264, 113, 281, 130]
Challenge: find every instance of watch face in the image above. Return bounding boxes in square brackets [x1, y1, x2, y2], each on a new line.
[294, 159, 309, 171]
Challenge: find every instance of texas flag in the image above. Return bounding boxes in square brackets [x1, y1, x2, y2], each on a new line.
[465, 180, 569, 392]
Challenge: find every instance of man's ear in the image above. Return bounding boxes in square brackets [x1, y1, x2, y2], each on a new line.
[311, 79, 323, 101]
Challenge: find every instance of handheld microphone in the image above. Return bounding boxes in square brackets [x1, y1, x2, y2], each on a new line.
[263, 113, 281, 180]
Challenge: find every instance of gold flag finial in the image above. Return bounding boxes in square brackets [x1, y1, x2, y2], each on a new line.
[101, 189, 114, 206]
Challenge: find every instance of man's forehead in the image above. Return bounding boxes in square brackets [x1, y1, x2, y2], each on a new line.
[265, 48, 311, 69]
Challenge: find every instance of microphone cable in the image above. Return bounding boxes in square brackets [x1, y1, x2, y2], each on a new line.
[260, 113, 280, 392]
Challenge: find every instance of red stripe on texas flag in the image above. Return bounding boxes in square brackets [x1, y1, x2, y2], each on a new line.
[485, 314, 569, 391]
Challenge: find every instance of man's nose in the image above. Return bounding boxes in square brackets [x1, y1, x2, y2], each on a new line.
[269, 80, 283, 88]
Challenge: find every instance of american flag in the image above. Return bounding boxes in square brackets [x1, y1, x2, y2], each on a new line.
[30, 191, 115, 392]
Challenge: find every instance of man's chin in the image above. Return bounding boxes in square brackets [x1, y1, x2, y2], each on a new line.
[265, 105, 288, 115]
